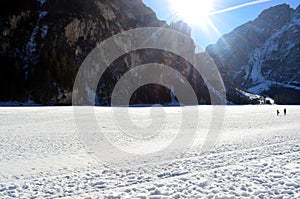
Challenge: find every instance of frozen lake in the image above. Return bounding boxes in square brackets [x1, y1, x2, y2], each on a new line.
[0, 105, 299, 198]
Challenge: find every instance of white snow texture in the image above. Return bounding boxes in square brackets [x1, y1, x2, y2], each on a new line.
[0, 106, 299, 198]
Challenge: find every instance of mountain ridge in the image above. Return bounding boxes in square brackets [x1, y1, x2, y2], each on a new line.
[0, 0, 210, 105]
[206, 3, 300, 104]
[0, 1, 299, 105]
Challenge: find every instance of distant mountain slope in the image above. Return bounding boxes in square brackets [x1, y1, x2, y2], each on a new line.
[206, 4, 300, 104]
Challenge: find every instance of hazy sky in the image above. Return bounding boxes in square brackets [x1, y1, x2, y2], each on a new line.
[142, 0, 299, 51]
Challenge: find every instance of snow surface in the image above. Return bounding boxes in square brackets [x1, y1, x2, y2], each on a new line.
[249, 48, 266, 83]
[243, 9, 300, 87]
[38, 0, 47, 6]
[24, 11, 48, 61]
[41, 25, 48, 39]
[23, 9, 48, 80]
[236, 89, 263, 101]
[0, 106, 299, 198]
[248, 80, 300, 94]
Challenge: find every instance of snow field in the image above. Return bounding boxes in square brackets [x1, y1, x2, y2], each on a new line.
[0, 105, 299, 198]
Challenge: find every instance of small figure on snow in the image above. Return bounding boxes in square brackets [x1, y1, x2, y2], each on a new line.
[284, 108, 287, 116]
[277, 109, 280, 116]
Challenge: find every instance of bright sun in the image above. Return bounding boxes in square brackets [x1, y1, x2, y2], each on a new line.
[170, 0, 214, 25]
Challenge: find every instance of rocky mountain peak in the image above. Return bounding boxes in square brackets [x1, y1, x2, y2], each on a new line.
[254, 4, 292, 34]
[293, 4, 300, 17]
[206, 3, 300, 104]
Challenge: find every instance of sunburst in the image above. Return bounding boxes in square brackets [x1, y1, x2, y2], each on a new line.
[169, 0, 214, 26]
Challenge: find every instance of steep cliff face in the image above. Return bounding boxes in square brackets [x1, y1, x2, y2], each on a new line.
[206, 4, 300, 104]
[2, 2, 299, 105]
[0, 0, 209, 105]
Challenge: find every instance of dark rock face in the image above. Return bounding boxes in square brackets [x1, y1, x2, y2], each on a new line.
[1, 1, 299, 105]
[206, 4, 300, 104]
[96, 48, 210, 106]
[0, 0, 209, 105]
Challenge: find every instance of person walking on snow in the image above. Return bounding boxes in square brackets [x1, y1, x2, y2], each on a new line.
[284, 108, 287, 116]
[277, 109, 280, 116]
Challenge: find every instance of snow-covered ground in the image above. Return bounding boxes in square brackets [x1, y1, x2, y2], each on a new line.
[0, 106, 299, 198]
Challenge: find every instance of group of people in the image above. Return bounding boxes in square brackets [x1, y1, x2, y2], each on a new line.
[277, 108, 287, 116]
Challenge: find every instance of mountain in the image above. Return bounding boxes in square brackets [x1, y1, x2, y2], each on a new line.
[1, 1, 299, 105]
[206, 4, 300, 104]
[0, 0, 209, 105]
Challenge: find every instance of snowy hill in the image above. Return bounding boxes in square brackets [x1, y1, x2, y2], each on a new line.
[207, 4, 300, 104]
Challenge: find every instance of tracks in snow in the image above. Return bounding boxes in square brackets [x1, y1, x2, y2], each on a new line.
[1, 134, 298, 198]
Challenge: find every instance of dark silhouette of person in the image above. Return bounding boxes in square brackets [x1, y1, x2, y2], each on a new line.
[284, 108, 287, 116]
[277, 109, 280, 116]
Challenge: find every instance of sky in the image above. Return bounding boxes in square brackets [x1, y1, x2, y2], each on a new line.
[142, 0, 299, 51]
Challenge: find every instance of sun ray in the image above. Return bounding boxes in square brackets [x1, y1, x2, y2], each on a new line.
[169, 0, 214, 25]
[169, 0, 270, 27]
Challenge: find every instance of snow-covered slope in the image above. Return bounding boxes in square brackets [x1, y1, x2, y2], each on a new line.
[244, 5, 300, 93]
[0, 106, 299, 198]
[207, 4, 300, 104]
